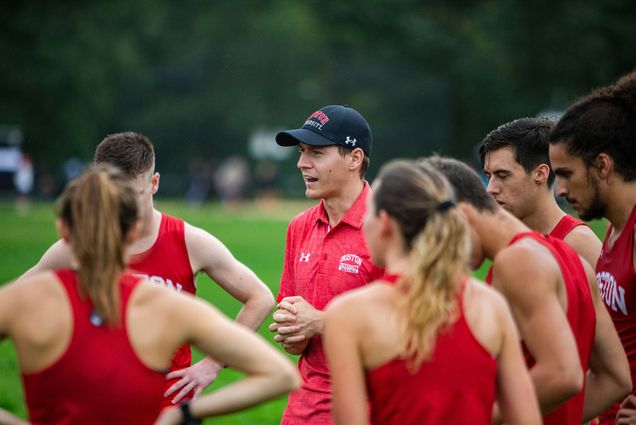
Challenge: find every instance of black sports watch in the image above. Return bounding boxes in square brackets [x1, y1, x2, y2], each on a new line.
[180, 401, 202, 425]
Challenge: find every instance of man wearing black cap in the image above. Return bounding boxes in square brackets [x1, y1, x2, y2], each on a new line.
[269, 105, 383, 424]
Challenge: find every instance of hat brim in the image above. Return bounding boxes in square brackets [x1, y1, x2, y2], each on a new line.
[276, 128, 335, 148]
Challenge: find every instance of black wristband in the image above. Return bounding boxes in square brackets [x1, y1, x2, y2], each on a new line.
[180, 401, 202, 425]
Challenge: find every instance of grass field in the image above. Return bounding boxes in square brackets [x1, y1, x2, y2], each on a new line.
[0, 199, 608, 423]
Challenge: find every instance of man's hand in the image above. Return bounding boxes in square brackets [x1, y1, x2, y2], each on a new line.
[617, 394, 636, 424]
[269, 297, 324, 354]
[279, 296, 325, 338]
[164, 357, 223, 404]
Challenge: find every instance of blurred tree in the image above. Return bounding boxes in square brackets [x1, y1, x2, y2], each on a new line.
[0, 0, 634, 194]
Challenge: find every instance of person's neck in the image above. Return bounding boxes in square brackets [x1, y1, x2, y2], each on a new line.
[604, 181, 636, 233]
[142, 208, 162, 238]
[129, 208, 162, 255]
[323, 179, 365, 227]
[523, 189, 566, 235]
[475, 208, 529, 260]
[383, 244, 411, 277]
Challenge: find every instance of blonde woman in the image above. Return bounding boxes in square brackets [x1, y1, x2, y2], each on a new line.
[324, 160, 540, 425]
[0, 165, 298, 425]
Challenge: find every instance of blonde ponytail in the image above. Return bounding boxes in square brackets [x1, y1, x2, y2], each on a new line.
[373, 160, 471, 370]
[397, 207, 470, 369]
[57, 165, 138, 325]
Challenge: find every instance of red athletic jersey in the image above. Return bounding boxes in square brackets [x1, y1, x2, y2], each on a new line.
[596, 203, 636, 425]
[366, 278, 497, 425]
[22, 269, 165, 425]
[278, 182, 383, 425]
[550, 214, 586, 240]
[488, 231, 596, 425]
[485, 215, 586, 282]
[128, 213, 196, 406]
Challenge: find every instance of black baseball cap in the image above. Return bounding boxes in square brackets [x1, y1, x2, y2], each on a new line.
[276, 105, 372, 157]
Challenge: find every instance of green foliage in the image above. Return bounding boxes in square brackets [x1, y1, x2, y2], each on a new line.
[2, 1, 635, 194]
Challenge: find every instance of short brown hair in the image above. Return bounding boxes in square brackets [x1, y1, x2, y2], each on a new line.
[479, 117, 556, 187]
[419, 155, 497, 213]
[94, 132, 155, 178]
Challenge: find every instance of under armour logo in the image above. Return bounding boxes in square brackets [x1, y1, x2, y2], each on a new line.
[345, 136, 357, 146]
[299, 252, 311, 262]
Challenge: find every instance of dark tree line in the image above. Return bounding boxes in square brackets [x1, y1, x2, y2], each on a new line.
[1, 0, 635, 194]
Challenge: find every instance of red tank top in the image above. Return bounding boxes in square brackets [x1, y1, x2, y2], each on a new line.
[366, 276, 497, 425]
[596, 203, 636, 425]
[491, 232, 596, 425]
[550, 214, 586, 240]
[22, 269, 165, 425]
[129, 213, 196, 406]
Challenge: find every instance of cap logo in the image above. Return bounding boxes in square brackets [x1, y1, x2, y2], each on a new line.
[303, 110, 329, 130]
[306, 110, 330, 125]
[345, 136, 357, 146]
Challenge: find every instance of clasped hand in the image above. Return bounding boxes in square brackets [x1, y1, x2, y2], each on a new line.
[269, 296, 324, 353]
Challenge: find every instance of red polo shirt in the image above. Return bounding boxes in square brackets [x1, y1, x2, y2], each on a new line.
[278, 181, 383, 425]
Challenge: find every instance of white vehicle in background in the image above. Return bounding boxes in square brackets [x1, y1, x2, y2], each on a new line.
[0, 126, 29, 194]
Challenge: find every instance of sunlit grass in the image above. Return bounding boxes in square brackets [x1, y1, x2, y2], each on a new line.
[0, 199, 607, 423]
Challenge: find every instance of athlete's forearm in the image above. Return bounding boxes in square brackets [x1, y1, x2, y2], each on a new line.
[530, 362, 583, 414]
[234, 288, 276, 331]
[582, 370, 631, 421]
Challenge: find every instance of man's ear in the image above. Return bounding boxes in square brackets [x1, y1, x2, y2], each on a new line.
[533, 163, 551, 185]
[348, 148, 364, 171]
[56, 218, 70, 242]
[151, 172, 160, 195]
[593, 153, 613, 180]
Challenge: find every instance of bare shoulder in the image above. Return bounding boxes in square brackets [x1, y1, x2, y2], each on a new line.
[183, 221, 215, 246]
[0, 272, 64, 324]
[492, 241, 559, 303]
[493, 240, 554, 281]
[565, 223, 601, 244]
[563, 225, 602, 267]
[6, 271, 60, 296]
[463, 278, 513, 356]
[464, 278, 511, 327]
[466, 278, 508, 312]
[326, 281, 395, 325]
[183, 222, 234, 271]
[327, 281, 394, 310]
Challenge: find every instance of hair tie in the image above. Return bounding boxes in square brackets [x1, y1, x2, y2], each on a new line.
[437, 200, 455, 212]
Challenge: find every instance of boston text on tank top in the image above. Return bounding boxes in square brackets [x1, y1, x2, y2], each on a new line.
[128, 213, 195, 295]
[595, 203, 636, 424]
[126, 213, 197, 407]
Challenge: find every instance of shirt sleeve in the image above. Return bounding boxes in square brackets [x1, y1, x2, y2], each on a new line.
[277, 221, 296, 302]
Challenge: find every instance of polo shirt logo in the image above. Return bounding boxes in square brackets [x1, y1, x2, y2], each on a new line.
[299, 252, 311, 262]
[339, 254, 362, 274]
